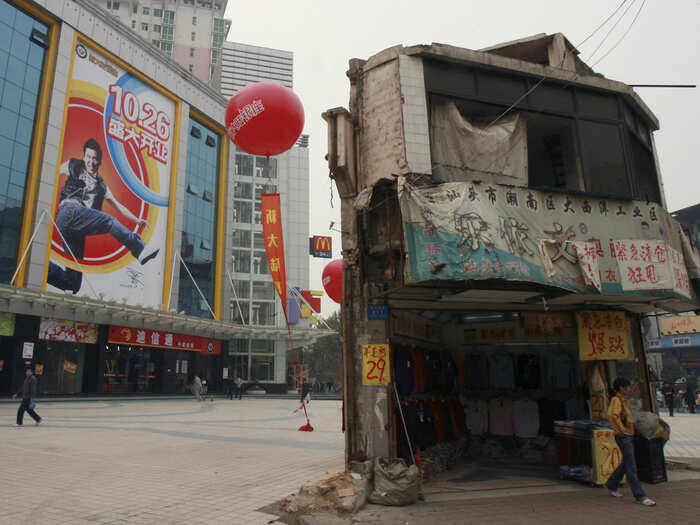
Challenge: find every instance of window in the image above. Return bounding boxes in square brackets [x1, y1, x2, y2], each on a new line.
[142, 7, 150, 15]
[211, 49, 219, 64]
[153, 8, 163, 17]
[188, 64, 193, 72]
[526, 113, 582, 191]
[214, 18, 226, 33]
[232, 229, 251, 248]
[192, 16, 197, 26]
[152, 40, 159, 47]
[251, 339, 275, 353]
[178, 119, 221, 318]
[252, 281, 275, 300]
[232, 249, 251, 273]
[161, 26, 173, 40]
[132, 4, 137, 14]
[251, 302, 275, 326]
[131, 20, 136, 29]
[107, 0, 120, 9]
[235, 154, 253, 176]
[251, 356, 274, 381]
[233, 200, 252, 223]
[212, 34, 224, 48]
[578, 121, 630, 198]
[232, 279, 250, 299]
[253, 250, 268, 274]
[233, 182, 252, 199]
[160, 42, 173, 55]
[190, 47, 195, 57]
[141, 23, 149, 31]
[253, 232, 264, 250]
[0, 3, 49, 283]
[163, 10, 175, 24]
[153, 24, 161, 33]
[191, 31, 196, 42]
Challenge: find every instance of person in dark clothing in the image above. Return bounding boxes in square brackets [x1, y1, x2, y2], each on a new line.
[12, 367, 41, 426]
[47, 139, 159, 294]
[685, 385, 696, 414]
[661, 382, 675, 416]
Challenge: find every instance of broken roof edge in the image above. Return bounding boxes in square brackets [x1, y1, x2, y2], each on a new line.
[353, 41, 659, 131]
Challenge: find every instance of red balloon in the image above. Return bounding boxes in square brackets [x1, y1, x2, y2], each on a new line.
[322, 259, 343, 304]
[225, 82, 304, 157]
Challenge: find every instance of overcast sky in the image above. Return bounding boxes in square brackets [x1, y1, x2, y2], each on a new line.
[224, 0, 700, 317]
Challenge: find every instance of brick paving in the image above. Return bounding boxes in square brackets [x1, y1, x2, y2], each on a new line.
[661, 411, 700, 458]
[0, 398, 344, 525]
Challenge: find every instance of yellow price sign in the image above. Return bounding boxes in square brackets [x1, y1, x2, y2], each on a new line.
[593, 429, 624, 485]
[577, 311, 631, 361]
[362, 344, 391, 386]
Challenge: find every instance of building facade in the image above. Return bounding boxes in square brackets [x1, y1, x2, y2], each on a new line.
[90, 0, 231, 85]
[0, 0, 325, 397]
[324, 35, 699, 474]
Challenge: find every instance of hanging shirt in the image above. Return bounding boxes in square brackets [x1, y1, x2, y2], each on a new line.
[393, 344, 414, 396]
[489, 352, 515, 390]
[466, 352, 489, 390]
[410, 346, 426, 393]
[516, 353, 541, 389]
[548, 352, 576, 389]
[488, 398, 514, 436]
[513, 399, 539, 438]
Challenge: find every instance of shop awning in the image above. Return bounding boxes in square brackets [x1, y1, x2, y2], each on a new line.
[0, 284, 336, 343]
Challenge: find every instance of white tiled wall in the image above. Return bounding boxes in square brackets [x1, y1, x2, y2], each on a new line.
[399, 55, 432, 175]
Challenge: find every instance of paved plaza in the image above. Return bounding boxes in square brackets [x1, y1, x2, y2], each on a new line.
[1, 398, 699, 525]
[0, 398, 344, 525]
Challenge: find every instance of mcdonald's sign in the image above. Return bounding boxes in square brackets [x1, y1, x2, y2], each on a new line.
[309, 235, 332, 258]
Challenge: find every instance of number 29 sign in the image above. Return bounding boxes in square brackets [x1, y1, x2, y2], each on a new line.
[362, 344, 391, 386]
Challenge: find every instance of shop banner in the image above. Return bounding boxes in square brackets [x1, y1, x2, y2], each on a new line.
[615, 240, 691, 297]
[660, 315, 700, 335]
[362, 344, 391, 386]
[0, 313, 15, 336]
[577, 311, 631, 361]
[39, 317, 98, 343]
[399, 179, 693, 300]
[108, 325, 221, 355]
[593, 429, 624, 485]
[261, 194, 288, 318]
[45, 40, 177, 308]
[573, 241, 602, 292]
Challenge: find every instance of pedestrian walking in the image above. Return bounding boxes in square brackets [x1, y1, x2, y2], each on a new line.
[605, 377, 656, 506]
[234, 376, 243, 399]
[191, 374, 202, 402]
[12, 367, 41, 426]
[661, 381, 675, 417]
[685, 385, 696, 414]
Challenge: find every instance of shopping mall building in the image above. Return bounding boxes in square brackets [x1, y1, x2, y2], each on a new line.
[0, 0, 329, 396]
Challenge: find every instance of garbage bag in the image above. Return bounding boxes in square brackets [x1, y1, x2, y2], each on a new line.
[635, 411, 670, 441]
[368, 457, 420, 506]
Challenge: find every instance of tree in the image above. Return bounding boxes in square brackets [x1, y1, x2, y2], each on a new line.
[305, 311, 341, 385]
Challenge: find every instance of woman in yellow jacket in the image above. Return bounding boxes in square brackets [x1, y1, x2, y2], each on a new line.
[605, 377, 656, 506]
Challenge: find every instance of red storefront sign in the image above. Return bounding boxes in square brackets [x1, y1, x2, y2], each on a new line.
[261, 193, 288, 318]
[108, 325, 221, 355]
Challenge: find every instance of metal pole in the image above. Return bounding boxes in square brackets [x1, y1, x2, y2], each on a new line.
[10, 210, 47, 286]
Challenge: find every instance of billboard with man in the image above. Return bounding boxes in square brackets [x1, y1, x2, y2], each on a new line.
[45, 40, 178, 308]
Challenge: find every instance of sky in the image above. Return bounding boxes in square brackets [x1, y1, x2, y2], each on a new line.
[224, 0, 700, 317]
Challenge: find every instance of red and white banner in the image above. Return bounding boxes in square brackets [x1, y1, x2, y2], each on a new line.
[615, 240, 691, 298]
[108, 325, 221, 354]
[573, 241, 602, 292]
[261, 194, 288, 318]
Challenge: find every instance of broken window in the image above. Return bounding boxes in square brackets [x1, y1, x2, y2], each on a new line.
[578, 120, 630, 198]
[526, 113, 581, 191]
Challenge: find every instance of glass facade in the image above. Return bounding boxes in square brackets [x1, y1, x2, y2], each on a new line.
[178, 118, 220, 318]
[228, 338, 275, 382]
[0, 1, 49, 283]
[231, 152, 279, 325]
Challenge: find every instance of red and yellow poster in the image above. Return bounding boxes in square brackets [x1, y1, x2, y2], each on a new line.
[362, 344, 391, 386]
[261, 194, 288, 318]
[45, 40, 177, 308]
[577, 311, 631, 361]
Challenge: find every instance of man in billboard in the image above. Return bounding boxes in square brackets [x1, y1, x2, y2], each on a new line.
[47, 138, 159, 294]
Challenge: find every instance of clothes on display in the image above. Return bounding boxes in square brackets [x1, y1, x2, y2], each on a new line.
[488, 352, 516, 389]
[513, 398, 540, 438]
[548, 352, 576, 389]
[488, 398, 515, 436]
[516, 353, 541, 389]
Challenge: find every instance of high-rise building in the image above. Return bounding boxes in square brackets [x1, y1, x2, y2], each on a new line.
[91, 0, 231, 85]
[219, 42, 293, 97]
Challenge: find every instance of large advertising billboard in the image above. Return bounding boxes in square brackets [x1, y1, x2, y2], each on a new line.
[45, 40, 177, 308]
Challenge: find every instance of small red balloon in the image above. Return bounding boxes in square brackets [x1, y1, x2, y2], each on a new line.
[322, 259, 343, 304]
[225, 82, 304, 157]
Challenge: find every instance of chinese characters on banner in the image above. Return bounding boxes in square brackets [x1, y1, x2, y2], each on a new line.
[39, 317, 98, 343]
[362, 344, 391, 386]
[577, 311, 631, 361]
[261, 194, 288, 318]
[668, 246, 692, 297]
[464, 323, 518, 342]
[593, 429, 625, 485]
[107, 325, 221, 354]
[572, 241, 602, 292]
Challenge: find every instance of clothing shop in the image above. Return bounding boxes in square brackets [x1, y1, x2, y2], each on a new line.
[388, 306, 656, 488]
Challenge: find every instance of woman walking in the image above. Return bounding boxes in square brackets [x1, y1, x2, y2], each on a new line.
[605, 377, 656, 506]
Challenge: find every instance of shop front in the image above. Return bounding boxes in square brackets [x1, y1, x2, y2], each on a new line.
[104, 326, 222, 395]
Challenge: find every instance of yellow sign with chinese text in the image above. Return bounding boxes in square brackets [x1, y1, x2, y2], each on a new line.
[362, 344, 391, 386]
[593, 429, 625, 485]
[577, 311, 631, 361]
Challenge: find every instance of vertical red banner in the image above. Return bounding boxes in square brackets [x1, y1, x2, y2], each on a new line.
[261, 194, 288, 318]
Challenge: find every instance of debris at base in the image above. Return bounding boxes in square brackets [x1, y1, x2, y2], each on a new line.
[368, 457, 420, 506]
[262, 465, 371, 524]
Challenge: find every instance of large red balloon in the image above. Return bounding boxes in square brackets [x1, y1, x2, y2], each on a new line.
[225, 82, 304, 157]
[322, 259, 343, 304]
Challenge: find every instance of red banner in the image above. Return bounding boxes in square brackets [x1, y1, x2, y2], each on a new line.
[261, 194, 288, 318]
[108, 325, 221, 355]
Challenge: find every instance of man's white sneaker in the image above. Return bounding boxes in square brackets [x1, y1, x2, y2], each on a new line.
[609, 490, 623, 498]
[637, 497, 656, 506]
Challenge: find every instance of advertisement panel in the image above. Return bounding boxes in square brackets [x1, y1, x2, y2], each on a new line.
[399, 179, 694, 300]
[45, 40, 177, 308]
[261, 194, 288, 318]
[39, 317, 98, 343]
[309, 235, 332, 258]
[107, 325, 221, 355]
